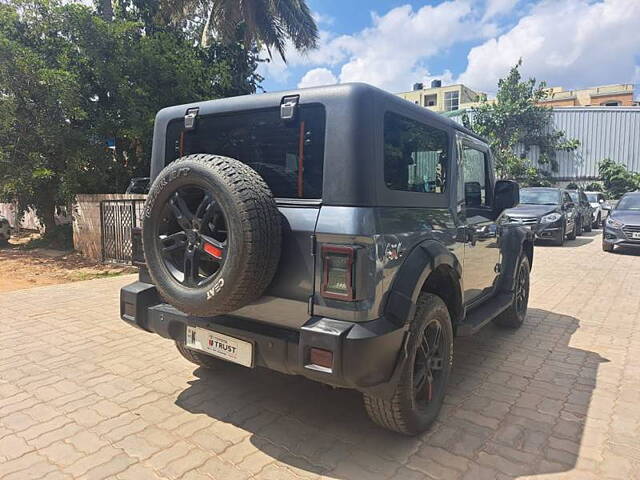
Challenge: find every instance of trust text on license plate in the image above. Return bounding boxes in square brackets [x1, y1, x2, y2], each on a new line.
[632, 232, 640, 239]
[185, 326, 253, 367]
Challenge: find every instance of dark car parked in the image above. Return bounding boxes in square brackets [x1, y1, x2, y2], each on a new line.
[603, 192, 640, 252]
[120, 83, 534, 435]
[567, 190, 593, 235]
[501, 187, 578, 246]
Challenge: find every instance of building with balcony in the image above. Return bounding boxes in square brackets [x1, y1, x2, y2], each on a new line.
[396, 81, 485, 113]
[539, 84, 638, 107]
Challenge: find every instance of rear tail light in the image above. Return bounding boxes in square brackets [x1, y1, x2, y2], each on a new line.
[321, 245, 355, 301]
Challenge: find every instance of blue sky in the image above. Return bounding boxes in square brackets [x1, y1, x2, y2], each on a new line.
[259, 0, 640, 97]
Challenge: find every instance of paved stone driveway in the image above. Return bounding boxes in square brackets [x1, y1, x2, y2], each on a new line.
[1, 230, 639, 480]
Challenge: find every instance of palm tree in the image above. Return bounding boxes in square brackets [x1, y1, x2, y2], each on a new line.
[166, 0, 319, 60]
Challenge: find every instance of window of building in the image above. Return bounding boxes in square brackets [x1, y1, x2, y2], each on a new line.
[444, 91, 459, 111]
[383, 112, 448, 193]
[602, 101, 620, 106]
[461, 146, 490, 207]
[423, 94, 437, 107]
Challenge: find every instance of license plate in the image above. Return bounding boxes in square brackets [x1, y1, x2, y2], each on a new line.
[185, 326, 253, 367]
[632, 232, 640, 239]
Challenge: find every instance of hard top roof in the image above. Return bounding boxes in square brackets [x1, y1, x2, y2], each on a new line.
[155, 82, 487, 143]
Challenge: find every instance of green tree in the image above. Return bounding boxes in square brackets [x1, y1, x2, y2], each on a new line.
[0, 0, 261, 235]
[467, 61, 579, 185]
[162, 0, 318, 57]
[598, 158, 640, 199]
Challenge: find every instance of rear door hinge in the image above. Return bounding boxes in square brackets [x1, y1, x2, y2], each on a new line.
[308, 295, 314, 315]
[184, 107, 199, 130]
[280, 95, 299, 122]
[494, 263, 501, 274]
[310, 234, 317, 256]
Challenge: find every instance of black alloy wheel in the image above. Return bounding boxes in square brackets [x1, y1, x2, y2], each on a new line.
[413, 318, 445, 407]
[514, 258, 530, 316]
[158, 185, 228, 287]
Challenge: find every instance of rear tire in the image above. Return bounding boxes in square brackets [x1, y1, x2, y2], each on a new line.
[583, 216, 592, 232]
[176, 341, 227, 369]
[363, 293, 453, 435]
[602, 241, 614, 253]
[493, 255, 530, 329]
[576, 217, 583, 236]
[593, 213, 601, 229]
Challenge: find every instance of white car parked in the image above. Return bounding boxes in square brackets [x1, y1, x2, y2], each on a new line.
[0, 216, 10, 245]
[585, 191, 609, 228]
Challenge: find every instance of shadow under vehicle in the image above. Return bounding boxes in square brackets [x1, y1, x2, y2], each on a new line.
[175, 309, 607, 479]
[120, 83, 534, 435]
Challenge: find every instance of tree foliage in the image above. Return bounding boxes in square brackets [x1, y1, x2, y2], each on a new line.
[160, 0, 318, 58]
[0, 0, 262, 234]
[598, 158, 640, 199]
[467, 61, 579, 186]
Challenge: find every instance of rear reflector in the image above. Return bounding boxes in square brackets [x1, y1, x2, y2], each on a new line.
[309, 348, 333, 369]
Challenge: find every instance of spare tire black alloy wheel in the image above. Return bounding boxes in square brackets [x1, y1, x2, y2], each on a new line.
[143, 154, 281, 317]
[159, 187, 228, 287]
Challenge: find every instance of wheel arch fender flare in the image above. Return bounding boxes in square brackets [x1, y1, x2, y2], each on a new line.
[384, 240, 463, 327]
[497, 226, 534, 293]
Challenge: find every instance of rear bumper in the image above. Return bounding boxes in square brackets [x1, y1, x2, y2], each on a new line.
[120, 281, 408, 398]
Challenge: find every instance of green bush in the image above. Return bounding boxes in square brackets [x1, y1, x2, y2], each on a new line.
[598, 159, 640, 199]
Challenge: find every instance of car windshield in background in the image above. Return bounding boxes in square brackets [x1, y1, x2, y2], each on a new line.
[165, 105, 326, 199]
[519, 189, 560, 205]
[616, 195, 640, 211]
[568, 191, 579, 202]
[586, 193, 599, 202]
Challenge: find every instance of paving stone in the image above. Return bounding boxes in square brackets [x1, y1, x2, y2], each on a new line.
[1, 234, 640, 479]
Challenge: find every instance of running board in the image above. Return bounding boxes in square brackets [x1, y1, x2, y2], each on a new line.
[456, 293, 513, 336]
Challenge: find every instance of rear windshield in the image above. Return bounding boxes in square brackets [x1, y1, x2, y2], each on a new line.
[165, 105, 326, 199]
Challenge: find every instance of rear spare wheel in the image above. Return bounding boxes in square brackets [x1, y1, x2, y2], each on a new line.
[142, 154, 281, 317]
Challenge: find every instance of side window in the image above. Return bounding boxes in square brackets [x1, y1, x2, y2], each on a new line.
[461, 146, 490, 208]
[563, 192, 572, 204]
[383, 112, 448, 193]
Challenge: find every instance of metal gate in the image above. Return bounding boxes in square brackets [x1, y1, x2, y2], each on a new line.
[101, 200, 144, 264]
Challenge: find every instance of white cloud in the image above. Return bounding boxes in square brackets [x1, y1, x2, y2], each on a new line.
[482, 0, 519, 21]
[298, 68, 338, 88]
[266, 1, 496, 92]
[458, 0, 640, 93]
[335, 2, 497, 91]
[312, 11, 335, 26]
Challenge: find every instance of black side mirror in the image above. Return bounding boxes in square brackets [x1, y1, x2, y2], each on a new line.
[494, 180, 519, 213]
